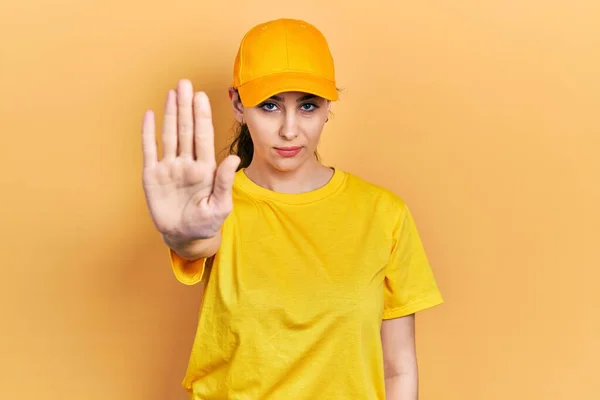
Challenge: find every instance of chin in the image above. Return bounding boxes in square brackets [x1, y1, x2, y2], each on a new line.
[268, 156, 308, 173]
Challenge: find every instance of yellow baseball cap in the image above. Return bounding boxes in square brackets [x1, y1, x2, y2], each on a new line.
[232, 18, 338, 107]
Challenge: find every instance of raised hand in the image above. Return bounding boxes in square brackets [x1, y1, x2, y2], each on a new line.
[142, 79, 241, 243]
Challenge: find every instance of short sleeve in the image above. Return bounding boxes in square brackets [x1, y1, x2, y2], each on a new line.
[168, 247, 208, 286]
[382, 205, 444, 320]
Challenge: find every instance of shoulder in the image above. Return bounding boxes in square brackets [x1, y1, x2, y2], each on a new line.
[338, 169, 409, 216]
[340, 169, 407, 205]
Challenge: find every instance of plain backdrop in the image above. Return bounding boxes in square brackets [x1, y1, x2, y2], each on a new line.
[1, 0, 599, 399]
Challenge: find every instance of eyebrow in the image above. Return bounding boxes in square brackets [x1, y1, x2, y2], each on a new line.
[268, 94, 318, 102]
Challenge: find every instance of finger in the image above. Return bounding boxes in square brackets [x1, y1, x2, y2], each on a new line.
[162, 89, 177, 160]
[177, 79, 194, 159]
[142, 110, 157, 168]
[193, 91, 216, 163]
[210, 155, 241, 206]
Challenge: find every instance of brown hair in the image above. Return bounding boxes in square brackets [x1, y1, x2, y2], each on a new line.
[227, 123, 254, 170]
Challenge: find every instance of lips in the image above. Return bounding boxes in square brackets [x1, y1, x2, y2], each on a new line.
[275, 146, 301, 151]
[274, 146, 302, 157]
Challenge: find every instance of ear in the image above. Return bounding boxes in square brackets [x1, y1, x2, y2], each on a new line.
[228, 87, 245, 123]
[326, 100, 332, 122]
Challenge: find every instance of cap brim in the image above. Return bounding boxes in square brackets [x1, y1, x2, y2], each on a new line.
[237, 72, 338, 107]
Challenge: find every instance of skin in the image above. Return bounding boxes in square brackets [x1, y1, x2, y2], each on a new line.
[382, 314, 419, 399]
[142, 79, 418, 399]
[228, 88, 335, 195]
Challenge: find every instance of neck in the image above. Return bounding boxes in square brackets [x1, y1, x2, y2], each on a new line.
[244, 158, 334, 194]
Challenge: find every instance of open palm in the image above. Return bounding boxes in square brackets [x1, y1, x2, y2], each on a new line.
[142, 79, 240, 242]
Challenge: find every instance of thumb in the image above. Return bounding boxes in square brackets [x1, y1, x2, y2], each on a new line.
[211, 155, 241, 207]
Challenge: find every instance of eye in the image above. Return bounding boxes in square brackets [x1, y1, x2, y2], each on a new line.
[300, 103, 318, 111]
[259, 102, 278, 112]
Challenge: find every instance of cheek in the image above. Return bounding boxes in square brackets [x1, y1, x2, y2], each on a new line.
[246, 112, 326, 147]
[246, 120, 276, 147]
[305, 120, 326, 144]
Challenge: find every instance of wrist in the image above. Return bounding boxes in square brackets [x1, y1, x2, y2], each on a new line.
[162, 232, 221, 260]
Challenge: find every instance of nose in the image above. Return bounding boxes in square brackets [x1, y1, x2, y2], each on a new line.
[279, 111, 299, 140]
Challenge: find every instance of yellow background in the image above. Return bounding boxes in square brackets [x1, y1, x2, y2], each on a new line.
[1, 1, 598, 399]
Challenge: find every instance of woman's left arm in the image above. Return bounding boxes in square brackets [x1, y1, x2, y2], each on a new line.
[381, 313, 418, 400]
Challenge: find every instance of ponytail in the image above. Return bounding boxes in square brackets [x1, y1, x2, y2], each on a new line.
[228, 123, 254, 171]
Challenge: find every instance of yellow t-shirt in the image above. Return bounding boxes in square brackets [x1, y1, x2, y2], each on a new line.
[169, 167, 443, 399]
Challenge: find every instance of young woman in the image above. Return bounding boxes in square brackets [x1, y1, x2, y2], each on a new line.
[142, 18, 443, 400]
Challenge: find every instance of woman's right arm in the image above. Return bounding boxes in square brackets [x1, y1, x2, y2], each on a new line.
[141, 79, 240, 265]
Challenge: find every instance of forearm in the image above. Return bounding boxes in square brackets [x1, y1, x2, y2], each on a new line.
[163, 231, 222, 260]
[381, 314, 418, 399]
[385, 372, 418, 400]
